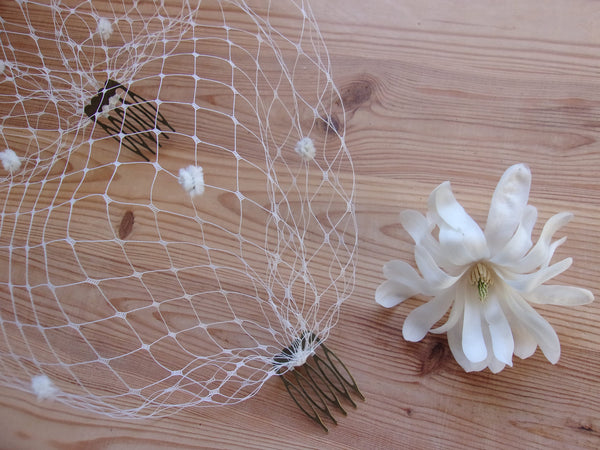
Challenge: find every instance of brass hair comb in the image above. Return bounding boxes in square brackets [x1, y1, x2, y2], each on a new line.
[84, 79, 175, 161]
[274, 332, 364, 432]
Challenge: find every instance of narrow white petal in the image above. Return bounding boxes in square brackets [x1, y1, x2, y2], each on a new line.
[448, 320, 488, 372]
[375, 280, 419, 308]
[430, 305, 462, 334]
[462, 290, 487, 363]
[383, 259, 419, 280]
[382, 259, 434, 295]
[485, 164, 531, 254]
[508, 258, 572, 293]
[399, 209, 433, 245]
[483, 293, 514, 366]
[512, 327, 538, 360]
[488, 357, 507, 374]
[490, 205, 537, 266]
[402, 290, 455, 342]
[437, 226, 478, 266]
[400, 209, 458, 270]
[513, 212, 572, 273]
[414, 245, 462, 290]
[544, 237, 567, 268]
[431, 293, 465, 334]
[429, 181, 474, 230]
[527, 285, 594, 306]
[429, 182, 489, 263]
[447, 319, 473, 371]
[432, 279, 469, 334]
[481, 312, 511, 372]
[500, 290, 537, 359]
[507, 291, 561, 364]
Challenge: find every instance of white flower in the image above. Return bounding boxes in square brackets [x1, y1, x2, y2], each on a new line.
[376, 164, 594, 373]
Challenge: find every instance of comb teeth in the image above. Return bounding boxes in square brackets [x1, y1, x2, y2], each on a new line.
[275, 334, 364, 432]
[84, 79, 175, 161]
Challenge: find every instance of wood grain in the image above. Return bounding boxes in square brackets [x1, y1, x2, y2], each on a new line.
[1, 0, 600, 449]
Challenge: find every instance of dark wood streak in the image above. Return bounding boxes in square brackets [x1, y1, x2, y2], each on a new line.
[420, 340, 451, 376]
[118, 210, 135, 240]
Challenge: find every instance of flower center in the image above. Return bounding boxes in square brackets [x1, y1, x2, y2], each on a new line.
[469, 262, 493, 302]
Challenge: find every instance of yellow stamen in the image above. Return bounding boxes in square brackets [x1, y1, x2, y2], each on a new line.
[469, 262, 493, 302]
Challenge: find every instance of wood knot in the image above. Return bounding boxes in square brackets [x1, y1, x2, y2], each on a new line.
[338, 78, 375, 111]
[566, 418, 598, 435]
[317, 114, 342, 137]
[420, 341, 450, 376]
[118, 210, 135, 240]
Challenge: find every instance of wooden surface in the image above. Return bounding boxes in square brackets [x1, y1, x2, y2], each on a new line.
[1, 0, 600, 448]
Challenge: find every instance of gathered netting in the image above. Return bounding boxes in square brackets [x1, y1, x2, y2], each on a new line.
[0, 0, 356, 418]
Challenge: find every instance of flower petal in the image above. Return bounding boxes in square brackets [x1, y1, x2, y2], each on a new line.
[488, 356, 507, 374]
[544, 237, 567, 268]
[506, 257, 572, 293]
[485, 164, 531, 254]
[429, 181, 489, 264]
[400, 209, 458, 271]
[526, 285, 594, 306]
[377, 260, 434, 307]
[382, 259, 435, 292]
[513, 212, 572, 273]
[512, 327, 538, 360]
[375, 280, 418, 308]
[414, 245, 462, 290]
[504, 309, 538, 360]
[448, 315, 508, 373]
[399, 209, 433, 245]
[431, 293, 464, 334]
[462, 286, 487, 363]
[402, 289, 455, 342]
[447, 319, 489, 372]
[507, 291, 561, 364]
[490, 204, 537, 266]
[483, 292, 514, 366]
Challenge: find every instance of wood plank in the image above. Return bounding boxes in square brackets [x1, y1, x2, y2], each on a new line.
[1, 0, 599, 448]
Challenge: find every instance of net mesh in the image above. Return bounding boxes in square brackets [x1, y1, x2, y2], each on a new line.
[0, 0, 356, 417]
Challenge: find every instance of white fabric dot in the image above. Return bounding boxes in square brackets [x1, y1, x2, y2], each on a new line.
[178, 165, 205, 197]
[294, 137, 316, 161]
[97, 18, 113, 40]
[31, 374, 59, 401]
[0, 148, 21, 173]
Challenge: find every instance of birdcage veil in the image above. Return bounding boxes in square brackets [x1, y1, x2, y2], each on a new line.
[0, 0, 357, 420]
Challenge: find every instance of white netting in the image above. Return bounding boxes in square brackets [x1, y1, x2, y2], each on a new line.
[0, 0, 356, 418]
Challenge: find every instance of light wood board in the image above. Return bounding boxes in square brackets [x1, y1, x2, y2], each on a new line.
[1, 0, 599, 448]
